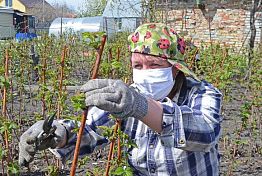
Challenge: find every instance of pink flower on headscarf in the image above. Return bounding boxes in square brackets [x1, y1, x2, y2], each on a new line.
[131, 32, 139, 43]
[144, 31, 152, 39]
[148, 24, 156, 28]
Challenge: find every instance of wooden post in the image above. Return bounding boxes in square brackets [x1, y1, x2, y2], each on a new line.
[2, 49, 10, 172]
[41, 56, 47, 118]
[70, 35, 107, 176]
[57, 45, 67, 119]
[105, 122, 119, 176]
[117, 120, 122, 162]
[91, 35, 107, 79]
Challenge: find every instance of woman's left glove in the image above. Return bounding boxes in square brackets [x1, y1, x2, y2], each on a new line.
[80, 79, 148, 119]
[19, 120, 67, 166]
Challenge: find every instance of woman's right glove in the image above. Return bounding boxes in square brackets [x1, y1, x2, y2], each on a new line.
[18, 120, 67, 166]
[80, 79, 148, 119]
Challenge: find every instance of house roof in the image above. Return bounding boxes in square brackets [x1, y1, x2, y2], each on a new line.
[19, 0, 53, 9]
[103, 0, 142, 18]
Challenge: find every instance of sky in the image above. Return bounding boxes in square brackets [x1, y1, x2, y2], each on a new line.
[46, 0, 87, 11]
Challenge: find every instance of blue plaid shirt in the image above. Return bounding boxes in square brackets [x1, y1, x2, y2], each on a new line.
[51, 78, 222, 176]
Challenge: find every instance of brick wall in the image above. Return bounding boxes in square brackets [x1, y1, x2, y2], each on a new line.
[154, 1, 262, 50]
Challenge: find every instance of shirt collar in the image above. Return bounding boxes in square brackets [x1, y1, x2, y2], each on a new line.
[176, 77, 201, 105]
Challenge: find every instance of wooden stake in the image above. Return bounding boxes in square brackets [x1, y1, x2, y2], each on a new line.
[57, 45, 67, 119]
[41, 56, 47, 118]
[2, 49, 10, 164]
[117, 120, 122, 162]
[91, 35, 107, 79]
[70, 35, 107, 176]
[105, 122, 119, 176]
[105, 76, 130, 175]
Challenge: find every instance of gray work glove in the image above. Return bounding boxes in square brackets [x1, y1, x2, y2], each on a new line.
[19, 120, 67, 166]
[80, 79, 148, 119]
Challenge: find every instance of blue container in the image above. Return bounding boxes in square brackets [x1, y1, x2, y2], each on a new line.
[15, 32, 37, 41]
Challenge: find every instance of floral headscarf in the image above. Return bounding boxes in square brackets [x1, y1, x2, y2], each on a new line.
[128, 23, 199, 81]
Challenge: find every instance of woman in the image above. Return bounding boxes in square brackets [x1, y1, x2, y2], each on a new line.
[19, 23, 222, 175]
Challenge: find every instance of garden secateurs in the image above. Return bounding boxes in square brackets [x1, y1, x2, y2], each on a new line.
[35, 111, 57, 149]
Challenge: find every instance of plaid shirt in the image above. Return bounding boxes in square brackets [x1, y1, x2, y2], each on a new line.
[51, 77, 222, 176]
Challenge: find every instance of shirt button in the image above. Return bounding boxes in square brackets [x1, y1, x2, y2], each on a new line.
[179, 139, 185, 144]
[150, 168, 156, 173]
[149, 144, 154, 149]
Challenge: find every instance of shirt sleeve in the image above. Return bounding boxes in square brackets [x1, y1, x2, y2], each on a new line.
[49, 106, 114, 161]
[159, 81, 223, 152]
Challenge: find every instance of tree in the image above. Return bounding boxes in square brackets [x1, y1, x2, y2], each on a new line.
[77, 0, 108, 17]
[52, 2, 77, 18]
[27, 2, 76, 27]
[246, 0, 261, 79]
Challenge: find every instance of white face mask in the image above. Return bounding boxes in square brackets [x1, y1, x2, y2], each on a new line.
[132, 67, 175, 101]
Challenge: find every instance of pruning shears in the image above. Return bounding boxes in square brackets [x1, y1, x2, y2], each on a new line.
[36, 111, 57, 149]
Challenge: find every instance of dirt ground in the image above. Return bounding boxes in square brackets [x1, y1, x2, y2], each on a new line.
[4, 83, 262, 176]
[219, 84, 262, 176]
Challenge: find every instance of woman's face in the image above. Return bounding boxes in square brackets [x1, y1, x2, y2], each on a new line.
[131, 53, 171, 69]
[131, 53, 178, 78]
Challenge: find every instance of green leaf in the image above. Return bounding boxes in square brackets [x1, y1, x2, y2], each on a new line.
[71, 93, 86, 111]
[0, 76, 10, 88]
[124, 167, 134, 176]
[0, 148, 6, 159]
[8, 162, 20, 174]
[112, 167, 125, 175]
[8, 122, 18, 130]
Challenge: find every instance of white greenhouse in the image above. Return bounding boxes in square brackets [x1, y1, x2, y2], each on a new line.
[48, 0, 143, 38]
[49, 16, 104, 37]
